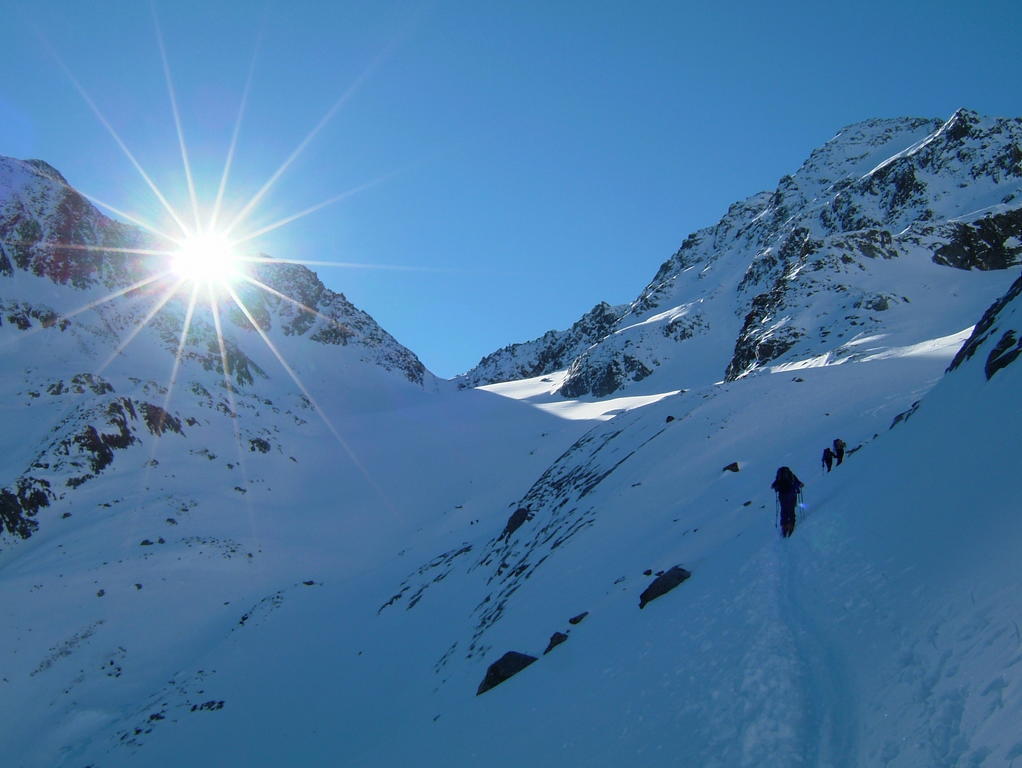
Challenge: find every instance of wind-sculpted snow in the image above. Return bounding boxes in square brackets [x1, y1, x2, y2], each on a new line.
[466, 110, 1022, 397]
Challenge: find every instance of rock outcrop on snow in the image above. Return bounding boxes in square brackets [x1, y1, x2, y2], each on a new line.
[476, 651, 538, 695]
[638, 565, 692, 609]
[543, 631, 569, 654]
[947, 272, 1022, 379]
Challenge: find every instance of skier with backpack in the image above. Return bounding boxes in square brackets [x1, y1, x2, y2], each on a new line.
[833, 438, 846, 465]
[822, 446, 835, 472]
[771, 467, 804, 538]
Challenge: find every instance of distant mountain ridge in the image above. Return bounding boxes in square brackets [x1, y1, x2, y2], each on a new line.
[0, 155, 433, 386]
[460, 108, 1022, 395]
[455, 300, 626, 388]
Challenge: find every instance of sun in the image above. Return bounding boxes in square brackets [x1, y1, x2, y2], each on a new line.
[170, 232, 242, 285]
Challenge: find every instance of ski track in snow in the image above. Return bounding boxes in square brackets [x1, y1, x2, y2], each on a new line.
[781, 535, 859, 768]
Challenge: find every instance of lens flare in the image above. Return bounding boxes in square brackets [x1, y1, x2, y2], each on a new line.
[171, 232, 240, 285]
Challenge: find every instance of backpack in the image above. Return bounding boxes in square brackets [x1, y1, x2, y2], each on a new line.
[773, 466, 799, 493]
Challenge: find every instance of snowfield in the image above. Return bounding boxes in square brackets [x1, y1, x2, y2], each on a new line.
[2, 110, 1022, 766]
[4, 298, 1019, 767]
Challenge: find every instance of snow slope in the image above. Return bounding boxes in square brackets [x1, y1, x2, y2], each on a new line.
[2, 115, 1021, 767]
[7, 275, 1015, 767]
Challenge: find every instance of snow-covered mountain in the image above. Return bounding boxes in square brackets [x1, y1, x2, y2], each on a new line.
[455, 300, 626, 388]
[0, 154, 438, 543]
[462, 108, 1022, 397]
[2, 109, 1021, 768]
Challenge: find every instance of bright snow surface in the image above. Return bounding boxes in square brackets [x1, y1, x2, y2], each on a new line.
[4, 296, 1020, 766]
[3, 111, 1022, 765]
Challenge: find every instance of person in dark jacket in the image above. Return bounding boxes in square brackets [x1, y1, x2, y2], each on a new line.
[832, 438, 846, 465]
[822, 447, 835, 472]
[771, 466, 804, 538]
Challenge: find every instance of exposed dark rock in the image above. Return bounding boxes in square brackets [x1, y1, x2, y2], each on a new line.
[663, 313, 709, 342]
[248, 437, 271, 454]
[933, 209, 1022, 271]
[500, 507, 533, 540]
[568, 611, 589, 625]
[458, 301, 625, 388]
[543, 632, 569, 655]
[139, 403, 182, 436]
[722, 462, 740, 473]
[665, 415, 675, 423]
[0, 477, 53, 538]
[1, 301, 67, 332]
[948, 273, 1022, 374]
[869, 160, 927, 213]
[476, 651, 538, 695]
[891, 401, 921, 428]
[310, 322, 354, 345]
[985, 330, 1022, 379]
[856, 293, 893, 312]
[726, 228, 821, 380]
[73, 427, 117, 475]
[190, 700, 225, 712]
[639, 565, 692, 609]
[830, 229, 899, 260]
[58, 400, 143, 491]
[48, 373, 114, 397]
[198, 337, 264, 387]
[560, 353, 654, 398]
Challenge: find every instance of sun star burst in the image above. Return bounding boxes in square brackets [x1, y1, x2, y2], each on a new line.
[30, 14, 419, 518]
[170, 232, 241, 286]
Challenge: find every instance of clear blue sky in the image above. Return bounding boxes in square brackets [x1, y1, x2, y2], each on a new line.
[1, 0, 1020, 377]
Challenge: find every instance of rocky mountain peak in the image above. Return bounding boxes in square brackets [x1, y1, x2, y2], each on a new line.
[462, 109, 1022, 397]
[455, 299, 627, 388]
[0, 154, 438, 544]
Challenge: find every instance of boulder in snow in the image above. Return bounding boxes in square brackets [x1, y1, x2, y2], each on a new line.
[543, 632, 569, 655]
[639, 565, 692, 609]
[477, 651, 538, 695]
[500, 507, 533, 539]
